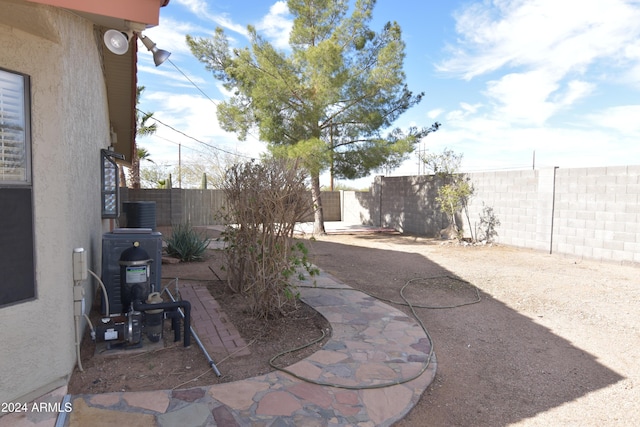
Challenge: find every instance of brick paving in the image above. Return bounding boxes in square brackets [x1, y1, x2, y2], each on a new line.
[178, 282, 250, 358]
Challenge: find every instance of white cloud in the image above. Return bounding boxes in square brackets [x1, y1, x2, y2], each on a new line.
[427, 108, 444, 119]
[459, 102, 481, 114]
[435, 0, 640, 128]
[589, 105, 640, 135]
[621, 40, 640, 88]
[148, 93, 225, 141]
[555, 80, 595, 107]
[418, 121, 640, 172]
[484, 70, 559, 125]
[444, 102, 487, 124]
[141, 17, 201, 56]
[172, 0, 248, 37]
[256, 1, 292, 49]
[140, 92, 267, 164]
[137, 62, 209, 91]
[439, 0, 640, 80]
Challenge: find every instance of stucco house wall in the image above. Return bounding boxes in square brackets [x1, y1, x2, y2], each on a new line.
[0, 3, 109, 403]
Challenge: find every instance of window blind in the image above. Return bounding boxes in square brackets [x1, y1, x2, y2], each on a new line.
[0, 70, 27, 183]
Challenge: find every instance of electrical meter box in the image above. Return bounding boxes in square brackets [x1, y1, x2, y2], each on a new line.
[101, 229, 162, 314]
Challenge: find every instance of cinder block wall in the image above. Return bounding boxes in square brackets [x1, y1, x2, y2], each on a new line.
[463, 169, 551, 252]
[306, 191, 341, 222]
[121, 189, 341, 226]
[374, 175, 446, 235]
[345, 166, 640, 264]
[552, 166, 640, 263]
[121, 166, 640, 263]
[341, 190, 375, 224]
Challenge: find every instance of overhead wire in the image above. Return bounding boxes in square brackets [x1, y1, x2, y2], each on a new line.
[137, 56, 265, 161]
[136, 109, 255, 160]
[151, 133, 210, 156]
[167, 58, 219, 106]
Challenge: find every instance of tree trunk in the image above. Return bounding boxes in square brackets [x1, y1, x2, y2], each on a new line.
[119, 166, 128, 188]
[131, 147, 140, 189]
[310, 172, 326, 235]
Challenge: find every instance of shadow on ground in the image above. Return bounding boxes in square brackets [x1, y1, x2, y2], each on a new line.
[306, 235, 623, 427]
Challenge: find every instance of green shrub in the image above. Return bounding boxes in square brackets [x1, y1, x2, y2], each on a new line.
[164, 223, 211, 262]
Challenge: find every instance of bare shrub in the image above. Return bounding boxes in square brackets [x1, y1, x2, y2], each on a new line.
[221, 158, 317, 319]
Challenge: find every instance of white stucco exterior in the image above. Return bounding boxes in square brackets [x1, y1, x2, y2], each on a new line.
[0, 3, 109, 403]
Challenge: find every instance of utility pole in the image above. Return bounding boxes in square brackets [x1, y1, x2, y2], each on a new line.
[532, 150, 536, 170]
[178, 143, 182, 189]
[414, 122, 442, 176]
[330, 122, 334, 191]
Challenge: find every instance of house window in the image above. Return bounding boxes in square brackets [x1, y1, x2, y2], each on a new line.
[0, 67, 35, 307]
[0, 68, 30, 183]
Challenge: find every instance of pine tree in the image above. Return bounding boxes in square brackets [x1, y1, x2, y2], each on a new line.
[187, 0, 436, 233]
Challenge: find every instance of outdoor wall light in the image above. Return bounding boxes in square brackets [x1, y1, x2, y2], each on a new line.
[139, 34, 171, 67]
[103, 29, 132, 55]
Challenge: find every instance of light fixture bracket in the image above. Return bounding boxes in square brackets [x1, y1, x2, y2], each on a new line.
[139, 34, 171, 67]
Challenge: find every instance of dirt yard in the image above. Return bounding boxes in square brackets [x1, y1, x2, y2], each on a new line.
[304, 232, 639, 426]
[69, 227, 640, 426]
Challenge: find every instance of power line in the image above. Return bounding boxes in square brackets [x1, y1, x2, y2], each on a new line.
[149, 134, 209, 156]
[167, 58, 219, 106]
[136, 108, 255, 160]
[165, 58, 263, 144]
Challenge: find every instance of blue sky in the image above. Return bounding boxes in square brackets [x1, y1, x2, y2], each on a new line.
[135, 0, 640, 188]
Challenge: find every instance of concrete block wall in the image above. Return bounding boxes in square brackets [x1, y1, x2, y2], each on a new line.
[463, 169, 550, 251]
[121, 189, 341, 226]
[464, 166, 640, 263]
[376, 175, 446, 235]
[320, 191, 342, 222]
[350, 166, 640, 264]
[552, 166, 640, 264]
[121, 166, 640, 264]
[341, 190, 375, 224]
[179, 189, 227, 225]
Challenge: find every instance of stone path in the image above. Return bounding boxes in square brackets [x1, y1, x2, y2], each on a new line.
[2, 269, 436, 427]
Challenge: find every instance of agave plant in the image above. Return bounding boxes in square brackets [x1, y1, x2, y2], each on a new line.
[164, 223, 211, 262]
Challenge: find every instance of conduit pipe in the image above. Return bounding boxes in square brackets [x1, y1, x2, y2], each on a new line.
[163, 287, 222, 377]
[74, 314, 83, 372]
[88, 269, 110, 316]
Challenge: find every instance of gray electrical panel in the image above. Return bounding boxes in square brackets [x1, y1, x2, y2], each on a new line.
[101, 229, 162, 314]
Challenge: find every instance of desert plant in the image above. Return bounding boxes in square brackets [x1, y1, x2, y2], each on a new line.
[478, 203, 501, 243]
[221, 158, 317, 319]
[435, 176, 474, 239]
[164, 223, 211, 262]
[424, 148, 475, 239]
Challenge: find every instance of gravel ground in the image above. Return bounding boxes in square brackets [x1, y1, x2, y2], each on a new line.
[305, 232, 640, 426]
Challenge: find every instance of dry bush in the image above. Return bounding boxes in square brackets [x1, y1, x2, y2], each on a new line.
[221, 158, 317, 319]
